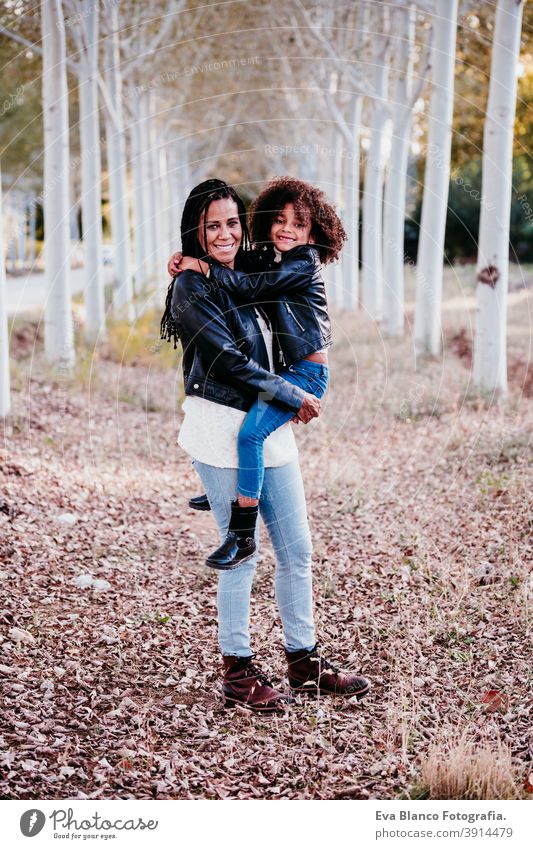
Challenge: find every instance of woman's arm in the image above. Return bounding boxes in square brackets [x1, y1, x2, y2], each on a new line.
[172, 271, 317, 417]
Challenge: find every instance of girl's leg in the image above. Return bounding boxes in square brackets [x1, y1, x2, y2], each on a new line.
[237, 361, 329, 505]
[237, 397, 295, 502]
[192, 461, 259, 656]
[259, 459, 316, 652]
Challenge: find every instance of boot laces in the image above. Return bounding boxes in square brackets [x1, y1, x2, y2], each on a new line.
[311, 646, 340, 675]
[245, 660, 273, 688]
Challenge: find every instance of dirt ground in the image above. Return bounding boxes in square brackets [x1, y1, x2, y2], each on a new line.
[1, 266, 532, 799]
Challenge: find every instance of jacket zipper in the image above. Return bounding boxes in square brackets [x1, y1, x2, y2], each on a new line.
[275, 331, 285, 365]
[285, 302, 305, 332]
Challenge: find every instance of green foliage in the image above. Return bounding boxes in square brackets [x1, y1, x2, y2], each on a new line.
[453, 4, 533, 166]
[140, 611, 171, 625]
[445, 159, 483, 262]
[404, 154, 533, 262]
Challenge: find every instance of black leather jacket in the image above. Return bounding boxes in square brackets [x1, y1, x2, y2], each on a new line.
[209, 245, 331, 367]
[170, 268, 306, 414]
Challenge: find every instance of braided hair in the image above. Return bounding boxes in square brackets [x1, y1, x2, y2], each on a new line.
[160, 178, 251, 348]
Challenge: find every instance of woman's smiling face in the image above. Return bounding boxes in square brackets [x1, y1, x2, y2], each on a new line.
[198, 197, 242, 268]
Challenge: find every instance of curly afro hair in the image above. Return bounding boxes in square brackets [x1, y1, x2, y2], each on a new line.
[249, 176, 346, 265]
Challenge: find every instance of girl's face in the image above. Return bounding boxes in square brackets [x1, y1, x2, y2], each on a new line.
[198, 197, 242, 268]
[270, 202, 314, 253]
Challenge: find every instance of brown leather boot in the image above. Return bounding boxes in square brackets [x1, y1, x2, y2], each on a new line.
[285, 644, 370, 700]
[222, 655, 294, 713]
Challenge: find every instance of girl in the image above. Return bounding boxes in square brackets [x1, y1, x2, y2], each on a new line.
[174, 177, 346, 570]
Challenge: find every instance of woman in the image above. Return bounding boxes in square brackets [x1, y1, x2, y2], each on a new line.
[161, 178, 370, 712]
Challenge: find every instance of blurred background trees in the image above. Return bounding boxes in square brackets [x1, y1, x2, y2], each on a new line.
[0, 0, 531, 407]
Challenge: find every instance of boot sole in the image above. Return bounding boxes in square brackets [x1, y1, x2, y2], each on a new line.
[205, 546, 256, 570]
[189, 501, 211, 511]
[290, 683, 371, 701]
[222, 696, 291, 713]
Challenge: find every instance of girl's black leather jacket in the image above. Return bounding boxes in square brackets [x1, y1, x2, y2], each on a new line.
[209, 245, 331, 367]
[170, 268, 306, 414]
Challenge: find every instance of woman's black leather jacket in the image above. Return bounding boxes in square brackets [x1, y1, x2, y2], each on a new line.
[170, 268, 306, 414]
[209, 245, 331, 367]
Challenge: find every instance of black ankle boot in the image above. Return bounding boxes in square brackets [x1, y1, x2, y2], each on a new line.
[189, 493, 211, 511]
[206, 500, 258, 570]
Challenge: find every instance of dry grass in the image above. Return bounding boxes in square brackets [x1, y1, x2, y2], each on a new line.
[418, 729, 522, 799]
[102, 306, 180, 371]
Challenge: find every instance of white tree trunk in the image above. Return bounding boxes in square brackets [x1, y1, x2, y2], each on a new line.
[69, 199, 80, 241]
[141, 91, 158, 288]
[129, 102, 149, 288]
[178, 137, 192, 217]
[473, 0, 524, 394]
[41, 0, 74, 367]
[0, 164, 11, 418]
[78, 1, 105, 342]
[129, 93, 157, 290]
[414, 0, 458, 355]
[344, 94, 362, 310]
[169, 142, 183, 250]
[362, 50, 389, 321]
[18, 194, 27, 267]
[383, 3, 416, 337]
[331, 129, 344, 306]
[159, 145, 174, 275]
[104, 3, 134, 319]
[150, 132, 168, 303]
[29, 195, 36, 267]
[8, 207, 16, 273]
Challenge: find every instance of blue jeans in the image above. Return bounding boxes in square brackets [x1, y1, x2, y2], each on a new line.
[193, 458, 316, 657]
[237, 360, 329, 499]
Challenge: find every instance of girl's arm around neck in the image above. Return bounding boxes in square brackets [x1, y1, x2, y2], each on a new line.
[208, 244, 320, 304]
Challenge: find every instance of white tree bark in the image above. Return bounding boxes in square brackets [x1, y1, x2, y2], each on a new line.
[8, 209, 16, 273]
[414, 0, 458, 355]
[331, 128, 344, 306]
[158, 144, 174, 274]
[473, 0, 524, 394]
[383, 3, 416, 336]
[77, 0, 105, 342]
[169, 142, 184, 249]
[343, 1, 369, 311]
[29, 195, 37, 268]
[129, 105, 144, 284]
[148, 95, 169, 302]
[344, 93, 362, 310]
[18, 194, 27, 268]
[128, 92, 158, 290]
[0, 164, 11, 418]
[142, 91, 159, 288]
[41, 0, 74, 367]
[103, 2, 134, 319]
[362, 41, 390, 321]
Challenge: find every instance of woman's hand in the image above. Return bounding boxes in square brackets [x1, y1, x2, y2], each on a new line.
[296, 392, 321, 423]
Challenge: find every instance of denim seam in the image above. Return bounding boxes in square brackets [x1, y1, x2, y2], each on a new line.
[264, 475, 314, 649]
[212, 465, 253, 657]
